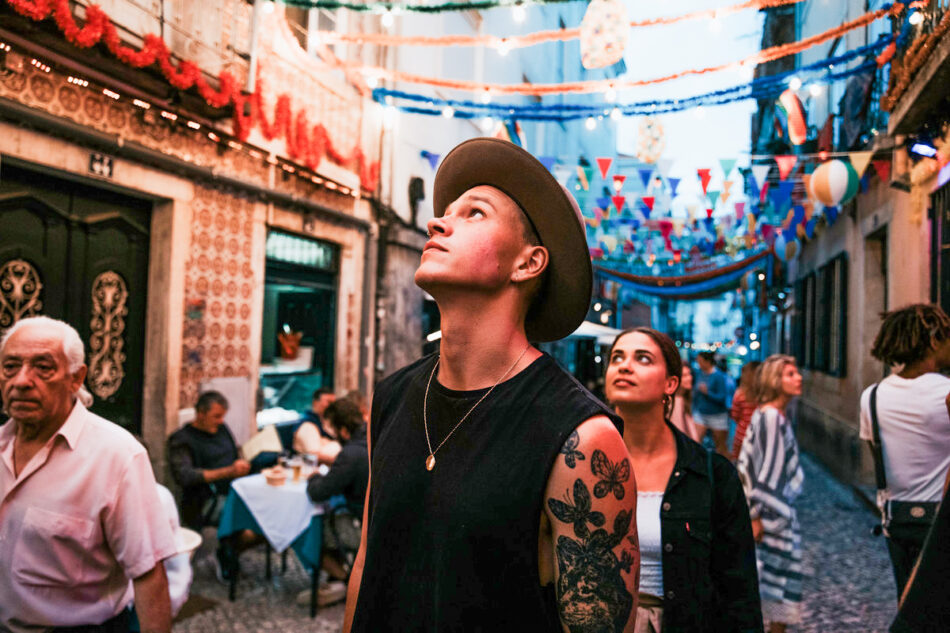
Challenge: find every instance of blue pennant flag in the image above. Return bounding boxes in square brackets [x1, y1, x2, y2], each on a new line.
[421, 150, 440, 170]
[597, 196, 611, 211]
[769, 180, 795, 213]
[825, 205, 839, 224]
[539, 156, 557, 172]
[639, 168, 655, 190]
[667, 177, 681, 197]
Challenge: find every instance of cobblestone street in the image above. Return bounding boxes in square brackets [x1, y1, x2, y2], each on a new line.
[175, 453, 898, 633]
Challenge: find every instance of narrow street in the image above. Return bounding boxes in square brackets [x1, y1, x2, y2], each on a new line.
[176, 452, 897, 633]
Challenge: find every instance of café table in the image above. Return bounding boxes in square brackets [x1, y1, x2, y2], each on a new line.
[217, 472, 326, 617]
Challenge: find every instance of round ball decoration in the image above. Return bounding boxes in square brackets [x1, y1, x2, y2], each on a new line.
[776, 89, 807, 146]
[809, 159, 859, 206]
[636, 117, 666, 164]
[773, 231, 800, 262]
[580, 0, 630, 70]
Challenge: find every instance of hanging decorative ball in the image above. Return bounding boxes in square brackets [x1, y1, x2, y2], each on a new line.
[776, 89, 808, 146]
[809, 159, 859, 206]
[580, 0, 629, 70]
[636, 117, 666, 164]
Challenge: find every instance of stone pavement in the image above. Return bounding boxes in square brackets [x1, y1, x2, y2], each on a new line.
[174, 453, 899, 632]
[794, 453, 897, 633]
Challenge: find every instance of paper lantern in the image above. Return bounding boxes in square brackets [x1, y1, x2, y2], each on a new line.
[774, 232, 800, 262]
[776, 90, 807, 146]
[636, 117, 666, 164]
[809, 160, 859, 207]
[580, 0, 629, 70]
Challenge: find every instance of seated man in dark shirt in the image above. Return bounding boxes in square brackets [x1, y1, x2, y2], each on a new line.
[307, 399, 369, 581]
[167, 390, 250, 530]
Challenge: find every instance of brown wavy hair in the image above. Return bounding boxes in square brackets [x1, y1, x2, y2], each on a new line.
[608, 327, 683, 419]
[753, 354, 797, 404]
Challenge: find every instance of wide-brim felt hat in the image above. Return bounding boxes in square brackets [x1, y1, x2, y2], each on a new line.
[433, 137, 592, 342]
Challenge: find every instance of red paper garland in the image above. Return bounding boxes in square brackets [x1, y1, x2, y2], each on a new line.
[5, 0, 379, 191]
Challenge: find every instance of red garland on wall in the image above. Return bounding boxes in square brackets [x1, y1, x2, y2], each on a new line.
[5, 0, 379, 191]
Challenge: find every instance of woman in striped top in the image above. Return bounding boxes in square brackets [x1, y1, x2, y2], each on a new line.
[730, 361, 761, 461]
[736, 355, 805, 633]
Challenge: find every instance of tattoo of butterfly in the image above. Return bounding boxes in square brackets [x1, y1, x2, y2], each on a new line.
[560, 430, 585, 469]
[548, 478, 605, 540]
[591, 450, 631, 500]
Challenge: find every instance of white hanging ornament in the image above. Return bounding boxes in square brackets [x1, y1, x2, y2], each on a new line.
[580, 0, 629, 70]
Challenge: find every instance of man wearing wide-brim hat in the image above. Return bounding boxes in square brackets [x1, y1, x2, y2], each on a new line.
[344, 138, 639, 632]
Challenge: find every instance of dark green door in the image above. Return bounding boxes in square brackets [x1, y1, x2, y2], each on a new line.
[0, 164, 151, 433]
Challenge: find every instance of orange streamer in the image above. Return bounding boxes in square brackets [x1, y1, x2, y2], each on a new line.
[320, 0, 806, 50]
[349, 3, 903, 95]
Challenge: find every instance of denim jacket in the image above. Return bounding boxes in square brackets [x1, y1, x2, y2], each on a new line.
[658, 423, 763, 633]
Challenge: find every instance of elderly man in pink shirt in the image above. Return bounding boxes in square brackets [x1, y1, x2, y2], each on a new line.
[0, 316, 177, 633]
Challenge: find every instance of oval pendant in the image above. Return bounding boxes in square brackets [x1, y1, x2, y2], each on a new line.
[426, 454, 436, 471]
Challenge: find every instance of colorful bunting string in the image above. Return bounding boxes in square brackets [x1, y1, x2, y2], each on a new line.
[282, 0, 581, 13]
[352, 3, 904, 95]
[374, 36, 891, 120]
[314, 0, 807, 50]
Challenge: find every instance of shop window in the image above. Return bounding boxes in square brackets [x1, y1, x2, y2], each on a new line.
[794, 253, 847, 376]
[258, 231, 339, 424]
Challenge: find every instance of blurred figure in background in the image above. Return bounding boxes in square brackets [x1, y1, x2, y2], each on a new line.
[736, 355, 805, 633]
[670, 363, 699, 441]
[731, 361, 762, 461]
[693, 351, 731, 456]
[294, 387, 341, 464]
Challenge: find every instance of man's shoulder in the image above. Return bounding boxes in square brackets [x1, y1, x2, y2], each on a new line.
[375, 354, 437, 399]
[78, 409, 146, 458]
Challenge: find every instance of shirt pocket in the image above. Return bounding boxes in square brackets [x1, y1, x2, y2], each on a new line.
[13, 506, 97, 587]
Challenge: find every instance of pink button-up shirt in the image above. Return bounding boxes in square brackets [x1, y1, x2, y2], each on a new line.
[0, 402, 176, 632]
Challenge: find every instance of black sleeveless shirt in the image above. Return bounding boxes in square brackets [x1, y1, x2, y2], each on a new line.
[352, 352, 622, 632]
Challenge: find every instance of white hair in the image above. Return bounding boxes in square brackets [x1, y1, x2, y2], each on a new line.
[1, 316, 93, 406]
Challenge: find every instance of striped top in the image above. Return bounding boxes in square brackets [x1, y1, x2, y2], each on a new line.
[737, 406, 804, 521]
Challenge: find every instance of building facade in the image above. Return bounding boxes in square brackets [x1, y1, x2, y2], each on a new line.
[752, 0, 950, 485]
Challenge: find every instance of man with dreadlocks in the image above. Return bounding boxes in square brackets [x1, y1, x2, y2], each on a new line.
[859, 303, 950, 600]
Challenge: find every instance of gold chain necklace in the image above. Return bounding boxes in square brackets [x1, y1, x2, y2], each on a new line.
[423, 343, 531, 472]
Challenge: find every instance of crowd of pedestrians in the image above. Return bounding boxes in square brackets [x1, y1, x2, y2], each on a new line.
[0, 136, 947, 633]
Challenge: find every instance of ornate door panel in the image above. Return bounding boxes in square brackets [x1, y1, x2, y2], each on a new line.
[0, 165, 151, 433]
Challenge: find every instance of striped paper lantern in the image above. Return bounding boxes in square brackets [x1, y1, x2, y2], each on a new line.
[809, 159, 859, 206]
[776, 89, 808, 146]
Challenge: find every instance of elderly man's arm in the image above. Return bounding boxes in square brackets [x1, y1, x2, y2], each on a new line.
[544, 416, 639, 633]
[133, 563, 172, 633]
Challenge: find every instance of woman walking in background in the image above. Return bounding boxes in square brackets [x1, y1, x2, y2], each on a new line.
[736, 355, 805, 633]
[606, 327, 763, 633]
[670, 363, 699, 441]
[731, 361, 762, 461]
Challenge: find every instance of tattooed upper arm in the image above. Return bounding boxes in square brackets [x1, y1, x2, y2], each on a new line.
[545, 416, 639, 633]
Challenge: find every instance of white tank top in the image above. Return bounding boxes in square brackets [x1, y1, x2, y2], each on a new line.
[637, 490, 665, 597]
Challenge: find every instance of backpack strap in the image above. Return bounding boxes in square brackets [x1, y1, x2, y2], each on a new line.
[869, 384, 888, 492]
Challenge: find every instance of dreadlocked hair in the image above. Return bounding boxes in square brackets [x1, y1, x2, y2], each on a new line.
[870, 303, 950, 367]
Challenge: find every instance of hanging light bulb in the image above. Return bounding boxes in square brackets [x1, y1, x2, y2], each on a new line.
[365, 74, 379, 89]
[442, 106, 456, 118]
[610, 107, 622, 122]
[512, 3, 526, 23]
[381, 10, 394, 28]
[809, 83, 823, 97]
[605, 87, 617, 103]
[481, 116, 495, 132]
[585, 116, 597, 131]
[789, 76, 803, 91]
[909, 11, 924, 26]
[480, 90, 492, 104]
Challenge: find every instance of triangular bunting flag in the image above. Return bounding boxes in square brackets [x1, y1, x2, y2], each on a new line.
[612, 175, 626, 192]
[719, 158, 738, 177]
[578, 165, 592, 190]
[421, 150, 440, 170]
[734, 202, 746, 220]
[722, 180, 734, 196]
[759, 181, 770, 205]
[706, 208, 714, 219]
[639, 168, 655, 190]
[697, 169, 712, 196]
[707, 191, 721, 208]
[873, 159, 891, 183]
[538, 156, 557, 172]
[668, 177, 681, 197]
[596, 196, 611, 212]
[641, 196, 655, 211]
[849, 151, 874, 178]
[612, 196, 627, 213]
[751, 165, 772, 193]
[596, 157, 612, 180]
[769, 180, 795, 212]
[775, 155, 798, 181]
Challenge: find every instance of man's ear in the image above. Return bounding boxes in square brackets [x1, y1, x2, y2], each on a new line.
[512, 245, 548, 283]
[71, 365, 88, 393]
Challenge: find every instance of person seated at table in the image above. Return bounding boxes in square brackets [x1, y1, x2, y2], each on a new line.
[168, 390, 256, 582]
[307, 399, 369, 581]
[294, 387, 342, 463]
[341, 389, 370, 422]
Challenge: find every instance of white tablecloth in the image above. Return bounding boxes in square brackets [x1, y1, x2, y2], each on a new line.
[231, 473, 323, 552]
